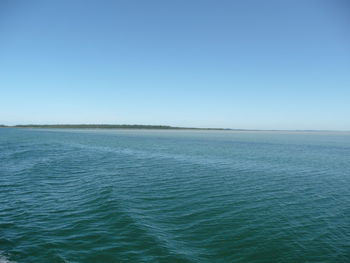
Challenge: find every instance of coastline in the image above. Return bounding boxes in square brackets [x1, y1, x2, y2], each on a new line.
[1, 124, 349, 134]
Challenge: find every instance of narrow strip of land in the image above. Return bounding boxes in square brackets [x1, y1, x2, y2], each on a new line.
[2, 124, 232, 130]
[0, 124, 344, 132]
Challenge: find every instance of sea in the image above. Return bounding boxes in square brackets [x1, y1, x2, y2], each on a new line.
[0, 128, 349, 263]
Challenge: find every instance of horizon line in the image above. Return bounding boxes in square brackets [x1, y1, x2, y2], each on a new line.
[0, 124, 349, 133]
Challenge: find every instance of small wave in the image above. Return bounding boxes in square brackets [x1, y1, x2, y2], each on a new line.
[0, 254, 16, 263]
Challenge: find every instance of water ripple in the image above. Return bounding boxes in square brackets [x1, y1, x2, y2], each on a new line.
[1, 129, 349, 262]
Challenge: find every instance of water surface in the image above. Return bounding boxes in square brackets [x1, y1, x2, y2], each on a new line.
[0, 128, 349, 262]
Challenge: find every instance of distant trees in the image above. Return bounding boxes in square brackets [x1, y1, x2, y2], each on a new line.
[14, 124, 177, 129]
[11, 124, 231, 130]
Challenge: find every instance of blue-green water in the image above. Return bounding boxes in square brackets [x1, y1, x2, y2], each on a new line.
[1, 128, 349, 263]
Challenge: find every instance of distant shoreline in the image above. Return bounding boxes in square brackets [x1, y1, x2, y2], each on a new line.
[0, 124, 233, 131]
[0, 124, 347, 133]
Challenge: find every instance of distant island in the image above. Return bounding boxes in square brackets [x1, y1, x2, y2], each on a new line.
[1, 124, 233, 130]
[0, 124, 345, 132]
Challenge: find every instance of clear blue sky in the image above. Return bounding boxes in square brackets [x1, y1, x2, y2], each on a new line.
[1, 0, 349, 130]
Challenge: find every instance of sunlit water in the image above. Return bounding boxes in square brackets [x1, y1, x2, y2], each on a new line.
[1, 128, 349, 263]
